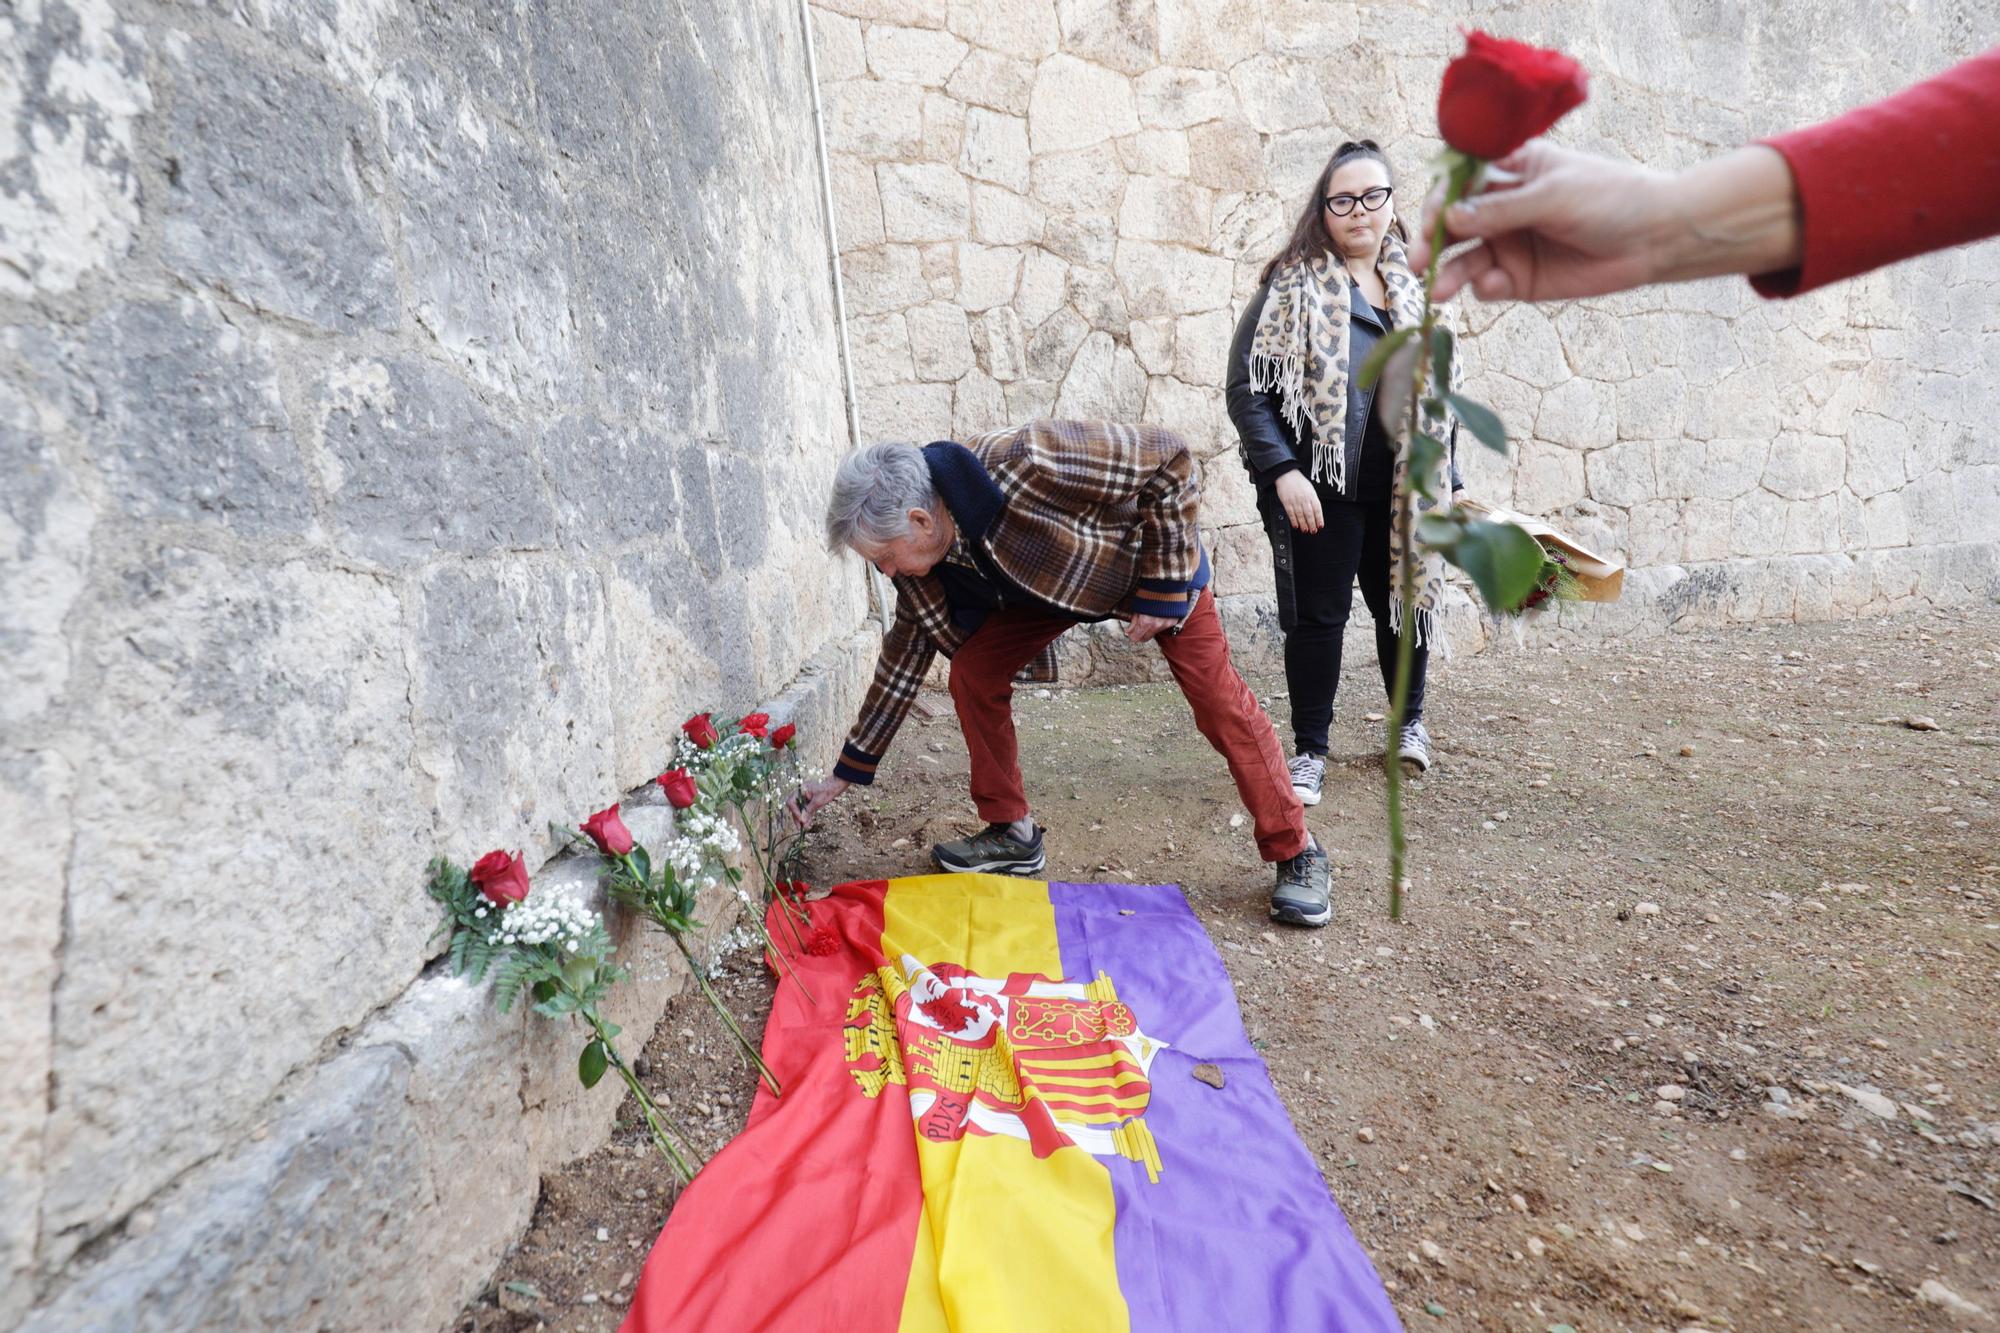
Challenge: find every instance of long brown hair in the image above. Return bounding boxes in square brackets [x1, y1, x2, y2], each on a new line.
[1259, 139, 1407, 285]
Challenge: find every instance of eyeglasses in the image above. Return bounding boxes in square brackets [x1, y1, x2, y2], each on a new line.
[1323, 186, 1393, 217]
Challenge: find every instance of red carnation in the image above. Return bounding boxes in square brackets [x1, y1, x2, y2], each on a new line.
[656, 767, 697, 809]
[580, 803, 634, 856]
[738, 711, 770, 740]
[769, 722, 796, 749]
[1437, 30, 1588, 161]
[682, 712, 717, 749]
[470, 849, 530, 906]
[806, 929, 840, 957]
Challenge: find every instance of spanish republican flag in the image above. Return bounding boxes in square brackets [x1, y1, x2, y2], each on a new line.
[622, 875, 1400, 1331]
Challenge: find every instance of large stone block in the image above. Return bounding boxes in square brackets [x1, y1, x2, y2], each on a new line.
[1762, 432, 1846, 500]
[1012, 251, 1066, 329]
[1173, 310, 1234, 389]
[961, 108, 1032, 192]
[832, 154, 886, 249]
[1155, 0, 1263, 68]
[1067, 266, 1130, 335]
[879, 162, 971, 242]
[1031, 142, 1126, 211]
[1028, 54, 1139, 154]
[1118, 175, 1213, 246]
[314, 356, 555, 567]
[856, 380, 954, 442]
[1025, 307, 1090, 381]
[1114, 240, 1234, 317]
[1481, 305, 1570, 390]
[1845, 411, 1911, 498]
[376, 56, 576, 403]
[1534, 375, 1617, 451]
[162, 38, 397, 331]
[1134, 66, 1238, 130]
[1115, 129, 1191, 178]
[954, 369, 1010, 436]
[847, 312, 915, 387]
[413, 559, 617, 853]
[957, 243, 1023, 311]
[946, 49, 1036, 114]
[1512, 440, 1587, 513]
[1057, 0, 1160, 75]
[971, 307, 1028, 381]
[823, 79, 925, 158]
[40, 551, 429, 1262]
[530, 0, 674, 174]
[63, 297, 311, 536]
[0, 0, 150, 299]
[812, 8, 868, 80]
[922, 89, 968, 162]
[906, 303, 976, 381]
[562, 179, 699, 419]
[1228, 56, 1328, 134]
[1145, 374, 1226, 457]
[543, 417, 679, 549]
[0, 750, 70, 1326]
[1187, 120, 1265, 190]
[1616, 367, 1689, 441]
[24, 1047, 437, 1333]
[0, 381, 93, 725]
[866, 24, 970, 85]
[970, 183, 1046, 246]
[1584, 440, 1657, 508]
[947, 0, 1060, 59]
[841, 246, 931, 316]
[1054, 331, 1147, 421]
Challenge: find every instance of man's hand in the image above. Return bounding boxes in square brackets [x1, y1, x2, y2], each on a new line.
[791, 776, 850, 828]
[1273, 470, 1323, 534]
[1126, 613, 1178, 644]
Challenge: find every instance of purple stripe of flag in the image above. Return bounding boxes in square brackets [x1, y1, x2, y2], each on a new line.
[1048, 881, 1403, 1332]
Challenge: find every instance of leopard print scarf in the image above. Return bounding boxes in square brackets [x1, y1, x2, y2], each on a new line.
[1247, 233, 1455, 649]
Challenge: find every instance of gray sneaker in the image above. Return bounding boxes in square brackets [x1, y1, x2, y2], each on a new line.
[1397, 720, 1433, 775]
[1288, 753, 1325, 806]
[932, 823, 1047, 876]
[1270, 839, 1332, 927]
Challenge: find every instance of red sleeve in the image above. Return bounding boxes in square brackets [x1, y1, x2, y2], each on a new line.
[1751, 46, 2000, 297]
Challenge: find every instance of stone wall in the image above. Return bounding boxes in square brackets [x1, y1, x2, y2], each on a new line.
[1, 1, 872, 1327]
[812, 0, 2000, 673]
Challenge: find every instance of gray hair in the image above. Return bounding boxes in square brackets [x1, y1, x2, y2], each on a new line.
[825, 442, 938, 551]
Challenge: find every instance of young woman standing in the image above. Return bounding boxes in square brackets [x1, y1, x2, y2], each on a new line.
[1226, 139, 1462, 810]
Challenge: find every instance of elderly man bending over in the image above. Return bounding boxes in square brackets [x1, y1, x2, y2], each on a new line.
[793, 419, 1335, 926]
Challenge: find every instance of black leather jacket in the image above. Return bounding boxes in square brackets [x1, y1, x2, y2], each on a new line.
[1225, 276, 1462, 494]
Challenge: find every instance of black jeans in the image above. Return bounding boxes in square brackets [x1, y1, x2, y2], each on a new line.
[1282, 492, 1427, 757]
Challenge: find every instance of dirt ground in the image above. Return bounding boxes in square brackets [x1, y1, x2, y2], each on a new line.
[459, 604, 1999, 1332]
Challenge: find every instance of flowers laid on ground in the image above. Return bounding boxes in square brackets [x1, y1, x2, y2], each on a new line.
[429, 856, 699, 1180]
[1362, 28, 1590, 918]
[425, 704, 818, 1179]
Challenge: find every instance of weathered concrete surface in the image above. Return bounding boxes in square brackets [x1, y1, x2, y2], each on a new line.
[2, 0, 874, 1325]
[819, 0, 2000, 667]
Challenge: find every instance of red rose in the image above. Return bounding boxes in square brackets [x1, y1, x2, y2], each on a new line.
[769, 722, 796, 749]
[1437, 30, 1588, 161]
[738, 711, 770, 740]
[656, 768, 697, 809]
[470, 849, 530, 906]
[580, 803, 634, 856]
[682, 712, 717, 749]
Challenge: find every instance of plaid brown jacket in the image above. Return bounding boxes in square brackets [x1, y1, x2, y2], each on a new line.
[834, 420, 1208, 786]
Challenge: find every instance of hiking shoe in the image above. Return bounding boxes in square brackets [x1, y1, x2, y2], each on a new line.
[1396, 720, 1433, 775]
[932, 823, 1047, 876]
[1270, 839, 1332, 928]
[1288, 753, 1325, 807]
